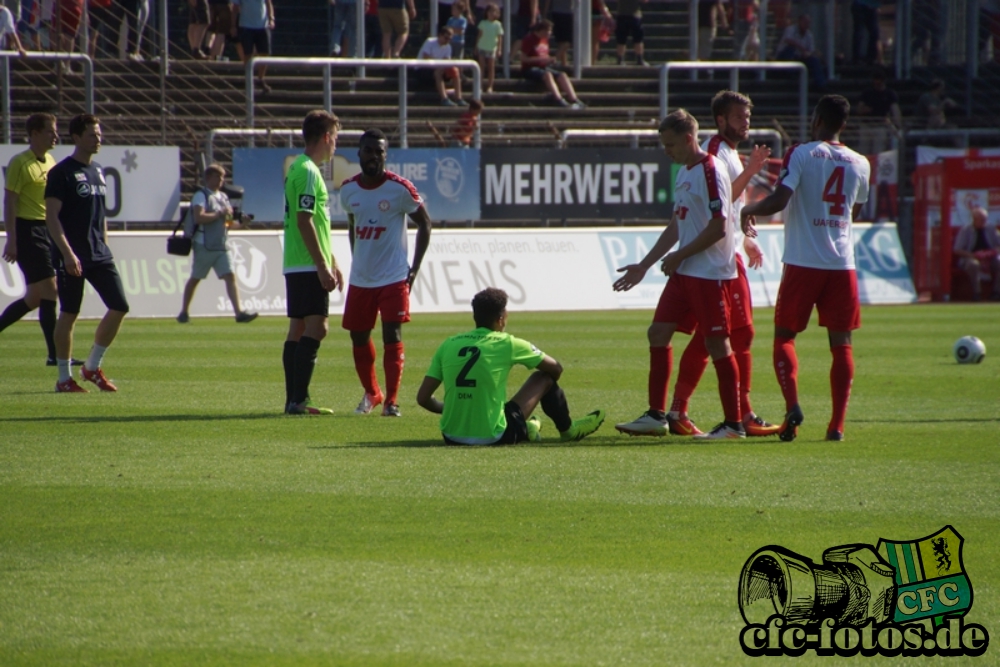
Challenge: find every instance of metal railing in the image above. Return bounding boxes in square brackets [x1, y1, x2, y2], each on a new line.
[558, 128, 783, 156]
[245, 57, 482, 149]
[659, 62, 809, 143]
[205, 127, 365, 164]
[0, 52, 94, 143]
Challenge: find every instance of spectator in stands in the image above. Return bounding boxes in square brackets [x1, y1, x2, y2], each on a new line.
[981, 0, 1000, 65]
[418, 26, 467, 106]
[209, 0, 234, 60]
[446, 0, 469, 58]
[365, 0, 382, 56]
[476, 1, 502, 91]
[736, 0, 759, 61]
[15, 0, 42, 51]
[511, 0, 537, 63]
[113, 0, 144, 60]
[591, 0, 612, 64]
[379, 0, 415, 57]
[851, 0, 881, 65]
[55, 0, 83, 71]
[87, 0, 111, 57]
[232, 0, 275, 93]
[615, 0, 649, 66]
[186, 0, 210, 58]
[522, 19, 584, 108]
[0, 2, 28, 54]
[329, 0, 357, 57]
[776, 13, 826, 89]
[953, 207, 1000, 301]
[438, 0, 473, 31]
[452, 98, 483, 146]
[543, 0, 572, 66]
[915, 78, 958, 130]
[129, 0, 150, 60]
[697, 0, 729, 62]
[855, 67, 901, 155]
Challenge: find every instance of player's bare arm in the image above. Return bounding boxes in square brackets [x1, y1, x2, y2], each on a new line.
[3, 189, 18, 263]
[730, 144, 771, 201]
[416, 376, 444, 413]
[743, 236, 764, 269]
[660, 215, 726, 277]
[613, 214, 678, 292]
[535, 355, 564, 381]
[44, 197, 82, 277]
[740, 184, 793, 235]
[408, 205, 433, 287]
[297, 210, 344, 293]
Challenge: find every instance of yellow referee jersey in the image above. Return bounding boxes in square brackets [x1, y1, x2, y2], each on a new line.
[5, 149, 56, 221]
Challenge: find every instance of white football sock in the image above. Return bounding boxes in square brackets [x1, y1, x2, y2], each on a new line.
[85, 344, 108, 372]
[58, 359, 72, 383]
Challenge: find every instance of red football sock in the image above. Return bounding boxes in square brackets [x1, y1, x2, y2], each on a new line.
[384, 341, 405, 405]
[829, 344, 854, 434]
[773, 337, 799, 411]
[353, 340, 381, 398]
[648, 345, 672, 413]
[671, 333, 709, 415]
[713, 354, 741, 424]
[731, 325, 755, 417]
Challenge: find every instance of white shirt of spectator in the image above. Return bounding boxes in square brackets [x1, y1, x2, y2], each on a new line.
[0, 7, 17, 48]
[777, 140, 871, 271]
[673, 154, 737, 281]
[340, 171, 424, 288]
[418, 37, 452, 63]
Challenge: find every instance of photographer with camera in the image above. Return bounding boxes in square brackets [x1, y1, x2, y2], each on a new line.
[176, 163, 258, 324]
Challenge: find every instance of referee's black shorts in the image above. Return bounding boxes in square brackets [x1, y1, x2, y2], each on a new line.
[14, 218, 56, 284]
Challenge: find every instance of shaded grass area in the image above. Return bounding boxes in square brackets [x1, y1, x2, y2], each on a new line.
[0, 305, 998, 666]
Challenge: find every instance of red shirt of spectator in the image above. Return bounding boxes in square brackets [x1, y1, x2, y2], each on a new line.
[520, 30, 549, 73]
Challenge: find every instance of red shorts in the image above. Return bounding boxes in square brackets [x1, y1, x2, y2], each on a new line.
[58, 0, 83, 36]
[774, 264, 860, 333]
[653, 273, 734, 338]
[342, 279, 410, 331]
[673, 255, 751, 335]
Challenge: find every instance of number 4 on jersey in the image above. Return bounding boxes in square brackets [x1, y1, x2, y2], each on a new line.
[822, 166, 847, 216]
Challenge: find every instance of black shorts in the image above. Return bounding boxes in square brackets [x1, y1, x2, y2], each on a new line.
[188, 0, 209, 25]
[551, 12, 574, 44]
[57, 260, 130, 314]
[615, 14, 643, 45]
[14, 219, 56, 284]
[285, 272, 329, 319]
[239, 27, 271, 55]
[443, 401, 530, 446]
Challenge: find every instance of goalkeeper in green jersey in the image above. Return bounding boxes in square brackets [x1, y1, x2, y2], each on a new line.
[417, 287, 605, 445]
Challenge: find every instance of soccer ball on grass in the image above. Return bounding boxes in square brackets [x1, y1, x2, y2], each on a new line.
[953, 336, 986, 364]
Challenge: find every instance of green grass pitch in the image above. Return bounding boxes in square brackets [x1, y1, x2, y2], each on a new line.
[1, 304, 997, 666]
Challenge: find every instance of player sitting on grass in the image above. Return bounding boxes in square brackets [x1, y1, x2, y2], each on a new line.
[416, 287, 606, 445]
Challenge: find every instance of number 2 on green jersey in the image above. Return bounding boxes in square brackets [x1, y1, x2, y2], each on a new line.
[456, 346, 481, 387]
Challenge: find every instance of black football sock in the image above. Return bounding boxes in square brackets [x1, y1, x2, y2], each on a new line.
[0, 298, 31, 333]
[39, 299, 57, 359]
[291, 336, 321, 405]
[283, 340, 298, 407]
[540, 381, 573, 432]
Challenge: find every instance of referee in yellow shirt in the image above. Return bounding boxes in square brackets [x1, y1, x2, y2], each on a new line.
[1, 113, 79, 366]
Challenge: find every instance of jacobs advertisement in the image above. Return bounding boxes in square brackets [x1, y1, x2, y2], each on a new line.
[0, 225, 916, 319]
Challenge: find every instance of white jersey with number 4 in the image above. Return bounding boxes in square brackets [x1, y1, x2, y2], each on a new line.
[340, 171, 424, 288]
[673, 154, 736, 280]
[777, 140, 870, 270]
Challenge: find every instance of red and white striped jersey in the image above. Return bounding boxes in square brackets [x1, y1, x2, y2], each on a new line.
[673, 154, 737, 280]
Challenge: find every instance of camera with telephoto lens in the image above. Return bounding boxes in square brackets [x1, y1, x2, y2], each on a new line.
[739, 544, 896, 626]
[233, 207, 254, 223]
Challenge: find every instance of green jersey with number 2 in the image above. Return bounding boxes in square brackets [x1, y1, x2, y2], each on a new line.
[426, 328, 545, 444]
[283, 154, 332, 273]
